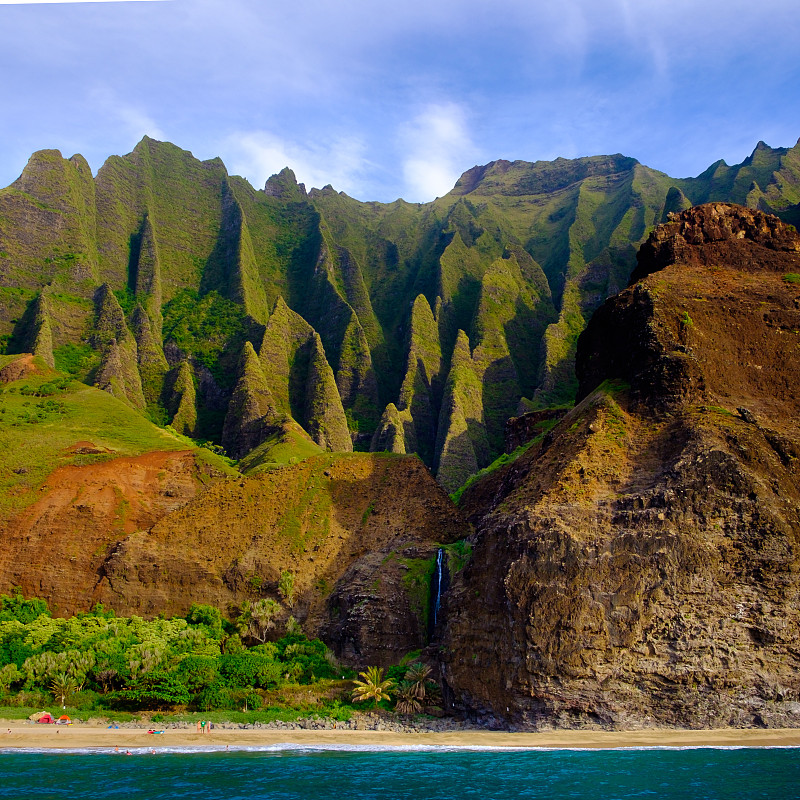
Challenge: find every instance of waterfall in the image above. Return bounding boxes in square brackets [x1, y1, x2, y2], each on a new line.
[432, 548, 444, 628]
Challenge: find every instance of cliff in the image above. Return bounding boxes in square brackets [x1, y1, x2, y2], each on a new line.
[2, 137, 798, 482]
[440, 204, 800, 729]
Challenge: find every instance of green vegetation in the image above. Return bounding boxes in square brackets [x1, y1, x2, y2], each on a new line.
[2, 137, 799, 483]
[0, 362, 233, 520]
[0, 592, 443, 720]
[442, 539, 473, 572]
[399, 556, 437, 630]
[162, 289, 249, 387]
[278, 570, 296, 607]
[350, 666, 394, 708]
[450, 438, 539, 505]
[0, 591, 344, 713]
[53, 342, 98, 378]
[783, 273, 800, 284]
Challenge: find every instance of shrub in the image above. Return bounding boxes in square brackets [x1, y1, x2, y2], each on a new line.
[194, 682, 236, 711]
[0, 591, 50, 624]
[186, 604, 224, 640]
[219, 652, 282, 689]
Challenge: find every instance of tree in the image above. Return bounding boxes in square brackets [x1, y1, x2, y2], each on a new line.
[0, 590, 50, 624]
[394, 680, 423, 715]
[186, 603, 223, 640]
[405, 662, 432, 701]
[50, 672, 77, 707]
[278, 570, 295, 608]
[0, 664, 22, 693]
[351, 666, 394, 708]
[239, 599, 281, 643]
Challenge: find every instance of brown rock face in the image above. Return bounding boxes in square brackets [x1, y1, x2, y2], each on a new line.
[1, 442, 466, 665]
[441, 204, 800, 729]
[95, 453, 465, 665]
[0, 450, 208, 613]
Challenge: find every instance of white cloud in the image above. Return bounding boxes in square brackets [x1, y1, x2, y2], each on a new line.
[222, 131, 370, 197]
[86, 87, 165, 143]
[400, 103, 478, 202]
[115, 105, 165, 142]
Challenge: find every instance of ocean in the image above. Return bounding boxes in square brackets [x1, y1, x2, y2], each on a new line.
[0, 744, 798, 799]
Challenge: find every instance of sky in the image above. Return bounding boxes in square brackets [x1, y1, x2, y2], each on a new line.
[0, 0, 799, 203]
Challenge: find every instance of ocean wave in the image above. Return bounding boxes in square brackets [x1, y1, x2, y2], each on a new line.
[2, 743, 799, 756]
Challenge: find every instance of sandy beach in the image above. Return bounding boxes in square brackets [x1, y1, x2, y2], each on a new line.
[2, 722, 799, 751]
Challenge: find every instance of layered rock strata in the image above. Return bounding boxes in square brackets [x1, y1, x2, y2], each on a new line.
[439, 204, 800, 729]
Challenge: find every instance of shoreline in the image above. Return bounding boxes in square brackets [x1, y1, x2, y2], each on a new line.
[2, 722, 800, 751]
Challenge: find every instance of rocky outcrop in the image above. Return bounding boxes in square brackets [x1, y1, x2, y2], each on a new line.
[504, 407, 567, 452]
[130, 305, 169, 409]
[166, 360, 198, 436]
[93, 453, 467, 665]
[130, 213, 164, 337]
[301, 332, 353, 452]
[389, 295, 444, 463]
[440, 204, 800, 729]
[221, 341, 279, 459]
[435, 330, 490, 492]
[258, 297, 352, 452]
[91, 285, 147, 411]
[370, 403, 412, 454]
[304, 242, 381, 432]
[29, 292, 55, 369]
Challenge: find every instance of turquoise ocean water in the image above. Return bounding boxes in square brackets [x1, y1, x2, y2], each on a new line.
[1, 745, 798, 799]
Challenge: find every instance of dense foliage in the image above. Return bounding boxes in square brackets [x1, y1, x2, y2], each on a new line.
[0, 592, 342, 713]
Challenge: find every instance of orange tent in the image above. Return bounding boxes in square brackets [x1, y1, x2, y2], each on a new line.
[56, 715, 71, 725]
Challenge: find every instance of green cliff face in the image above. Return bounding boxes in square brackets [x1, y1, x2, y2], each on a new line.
[2, 136, 798, 484]
[221, 340, 278, 459]
[167, 359, 198, 436]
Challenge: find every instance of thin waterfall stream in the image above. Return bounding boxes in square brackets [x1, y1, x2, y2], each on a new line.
[432, 548, 444, 629]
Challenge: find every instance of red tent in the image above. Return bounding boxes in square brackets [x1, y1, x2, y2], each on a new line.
[36, 713, 55, 724]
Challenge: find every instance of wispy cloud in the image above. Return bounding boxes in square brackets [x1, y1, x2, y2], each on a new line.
[400, 103, 478, 202]
[87, 88, 165, 142]
[222, 131, 370, 197]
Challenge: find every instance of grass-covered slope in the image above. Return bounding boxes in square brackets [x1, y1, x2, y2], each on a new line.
[0, 354, 234, 524]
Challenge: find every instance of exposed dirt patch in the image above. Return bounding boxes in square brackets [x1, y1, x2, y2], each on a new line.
[0, 354, 40, 384]
[64, 441, 115, 455]
[0, 450, 205, 614]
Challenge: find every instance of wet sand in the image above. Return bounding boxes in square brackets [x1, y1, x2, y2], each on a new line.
[2, 722, 799, 750]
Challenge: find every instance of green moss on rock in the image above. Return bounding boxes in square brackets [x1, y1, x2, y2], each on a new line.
[166, 360, 198, 436]
[435, 330, 490, 492]
[221, 340, 278, 459]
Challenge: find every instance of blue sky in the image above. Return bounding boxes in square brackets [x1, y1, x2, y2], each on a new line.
[1, 0, 799, 203]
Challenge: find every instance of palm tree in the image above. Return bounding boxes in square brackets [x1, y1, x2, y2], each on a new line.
[351, 666, 395, 708]
[406, 661, 431, 697]
[394, 680, 423, 715]
[405, 662, 432, 699]
[50, 672, 76, 708]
